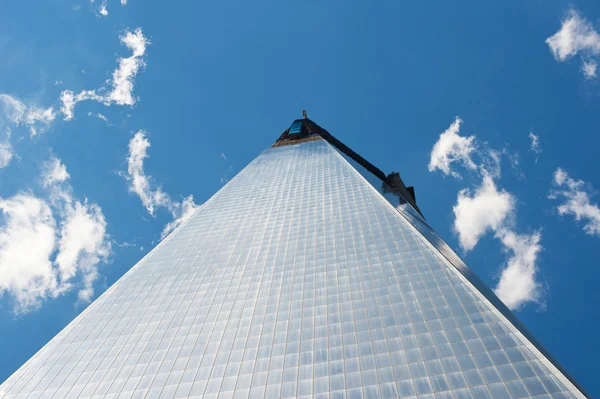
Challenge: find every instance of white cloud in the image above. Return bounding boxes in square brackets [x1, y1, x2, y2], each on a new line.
[89, 0, 109, 17]
[124, 131, 200, 237]
[451, 174, 544, 310]
[453, 175, 515, 252]
[25, 107, 56, 136]
[480, 146, 502, 179]
[0, 194, 60, 313]
[429, 118, 544, 310]
[121, 0, 127, 4]
[44, 158, 111, 306]
[0, 94, 26, 124]
[0, 127, 15, 168]
[161, 195, 200, 239]
[98, 0, 108, 16]
[0, 141, 13, 168]
[42, 157, 70, 187]
[55, 200, 109, 303]
[0, 127, 13, 168]
[551, 168, 600, 236]
[59, 90, 104, 121]
[125, 130, 170, 215]
[494, 230, 543, 310]
[546, 10, 600, 61]
[87, 112, 109, 123]
[428, 117, 477, 178]
[0, 158, 110, 314]
[546, 10, 600, 79]
[528, 132, 541, 154]
[59, 92, 76, 121]
[106, 29, 148, 106]
[502, 148, 525, 180]
[59, 29, 148, 120]
[430, 117, 538, 181]
[219, 152, 234, 185]
[582, 60, 597, 79]
[0, 94, 55, 136]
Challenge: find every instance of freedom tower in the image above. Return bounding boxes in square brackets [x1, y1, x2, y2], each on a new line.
[0, 118, 587, 399]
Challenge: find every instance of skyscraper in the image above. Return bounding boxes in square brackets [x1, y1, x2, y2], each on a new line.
[0, 118, 587, 399]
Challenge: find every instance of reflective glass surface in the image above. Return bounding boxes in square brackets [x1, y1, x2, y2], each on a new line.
[0, 139, 585, 399]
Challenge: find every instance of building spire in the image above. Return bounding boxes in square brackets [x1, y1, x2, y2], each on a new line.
[302, 110, 308, 119]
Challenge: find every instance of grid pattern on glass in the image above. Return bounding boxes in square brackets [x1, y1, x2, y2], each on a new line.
[331, 144, 587, 397]
[0, 139, 585, 399]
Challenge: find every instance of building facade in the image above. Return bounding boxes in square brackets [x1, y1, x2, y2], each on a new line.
[0, 119, 587, 398]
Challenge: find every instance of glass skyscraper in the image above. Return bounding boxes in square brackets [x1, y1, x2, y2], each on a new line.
[0, 119, 588, 399]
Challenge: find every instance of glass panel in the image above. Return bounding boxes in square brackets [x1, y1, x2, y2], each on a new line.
[0, 139, 584, 399]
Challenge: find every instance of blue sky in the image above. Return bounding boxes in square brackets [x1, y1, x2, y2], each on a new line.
[1, 0, 600, 396]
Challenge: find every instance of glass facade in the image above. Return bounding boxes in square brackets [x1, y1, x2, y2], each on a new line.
[0, 138, 586, 399]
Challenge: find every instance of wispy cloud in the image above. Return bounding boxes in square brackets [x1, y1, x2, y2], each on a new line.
[529, 132, 541, 155]
[546, 9, 600, 79]
[59, 90, 104, 121]
[0, 128, 13, 168]
[550, 168, 600, 236]
[220, 152, 234, 184]
[528, 131, 541, 164]
[502, 148, 525, 180]
[0, 94, 56, 168]
[582, 60, 598, 79]
[25, 107, 57, 136]
[125, 130, 170, 215]
[0, 142, 13, 168]
[0, 94, 26, 125]
[0, 94, 56, 137]
[124, 131, 200, 237]
[42, 157, 70, 187]
[161, 195, 200, 239]
[87, 112, 109, 123]
[0, 158, 110, 314]
[90, 0, 126, 17]
[60, 29, 149, 120]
